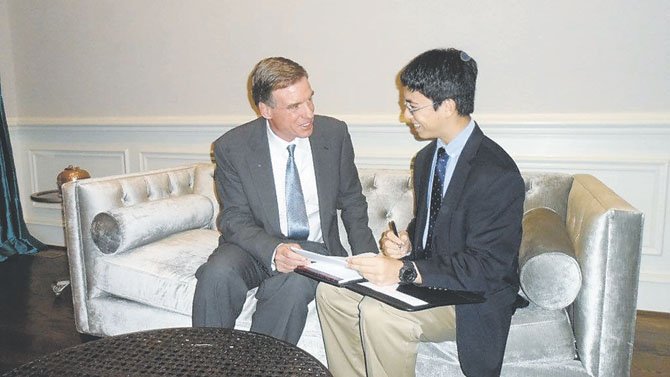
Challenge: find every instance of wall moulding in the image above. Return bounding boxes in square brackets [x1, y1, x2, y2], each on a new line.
[139, 151, 212, 171]
[28, 149, 130, 193]
[517, 157, 668, 258]
[639, 271, 670, 284]
[7, 112, 670, 132]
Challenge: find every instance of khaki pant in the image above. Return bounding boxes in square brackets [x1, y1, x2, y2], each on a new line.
[316, 283, 457, 377]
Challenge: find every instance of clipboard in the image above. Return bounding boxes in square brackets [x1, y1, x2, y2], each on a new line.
[292, 247, 485, 311]
[344, 281, 485, 312]
[294, 265, 364, 286]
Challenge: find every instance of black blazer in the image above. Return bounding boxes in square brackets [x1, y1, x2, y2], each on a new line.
[410, 124, 525, 376]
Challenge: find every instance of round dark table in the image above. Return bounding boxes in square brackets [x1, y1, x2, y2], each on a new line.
[3, 327, 332, 376]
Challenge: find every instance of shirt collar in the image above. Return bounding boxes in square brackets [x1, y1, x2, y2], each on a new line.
[266, 120, 309, 149]
[438, 119, 476, 157]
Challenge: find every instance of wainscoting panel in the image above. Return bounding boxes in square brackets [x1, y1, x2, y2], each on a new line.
[29, 148, 130, 193]
[139, 151, 212, 171]
[8, 114, 670, 312]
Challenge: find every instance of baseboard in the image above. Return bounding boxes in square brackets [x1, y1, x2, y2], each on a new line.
[26, 223, 65, 247]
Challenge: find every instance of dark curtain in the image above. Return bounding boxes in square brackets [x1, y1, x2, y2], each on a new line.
[1, 80, 46, 262]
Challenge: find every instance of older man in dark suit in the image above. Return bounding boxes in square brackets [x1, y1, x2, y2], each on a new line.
[193, 57, 377, 345]
[317, 48, 525, 377]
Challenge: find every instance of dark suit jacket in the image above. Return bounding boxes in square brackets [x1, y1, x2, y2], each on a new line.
[212, 115, 378, 272]
[409, 124, 525, 377]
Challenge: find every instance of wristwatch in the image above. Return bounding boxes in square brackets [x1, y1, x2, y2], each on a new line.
[398, 260, 418, 284]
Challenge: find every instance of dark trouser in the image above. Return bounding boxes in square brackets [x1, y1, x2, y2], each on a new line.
[192, 242, 320, 345]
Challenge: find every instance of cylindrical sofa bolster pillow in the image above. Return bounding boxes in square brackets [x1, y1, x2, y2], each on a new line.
[519, 207, 582, 310]
[91, 194, 214, 254]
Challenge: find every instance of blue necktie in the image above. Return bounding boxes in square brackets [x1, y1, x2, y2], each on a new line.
[285, 144, 309, 240]
[421, 147, 448, 259]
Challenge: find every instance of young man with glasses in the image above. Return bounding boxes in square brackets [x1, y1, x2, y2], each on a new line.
[316, 48, 526, 377]
[192, 57, 377, 345]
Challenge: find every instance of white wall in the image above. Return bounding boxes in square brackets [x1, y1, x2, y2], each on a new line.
[3, 1, 669, 312]
[3, 0, 668, 118]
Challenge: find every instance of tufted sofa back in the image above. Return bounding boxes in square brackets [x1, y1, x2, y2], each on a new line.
[63, 163, 576, 305]
[343, 169, 574, 253]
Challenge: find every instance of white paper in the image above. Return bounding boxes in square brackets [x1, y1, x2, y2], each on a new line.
[292, 247, 348, 265]
[291, 247, 364, 284]
[291, 247, 429, 307]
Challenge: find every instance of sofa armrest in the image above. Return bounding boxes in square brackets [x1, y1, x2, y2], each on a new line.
[566, 174, 644, 377]
[62, 181, 91, 333]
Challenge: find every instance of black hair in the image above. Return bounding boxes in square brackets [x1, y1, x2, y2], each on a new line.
[400, 48, 478, 116]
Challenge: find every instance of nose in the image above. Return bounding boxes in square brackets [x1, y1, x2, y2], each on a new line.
[402, 107, 414, 123]
[300, 100, 315, 118]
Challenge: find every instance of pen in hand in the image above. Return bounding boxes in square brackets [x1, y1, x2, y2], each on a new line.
[384, 221, 404, 257]
[389, 220, 399, 237]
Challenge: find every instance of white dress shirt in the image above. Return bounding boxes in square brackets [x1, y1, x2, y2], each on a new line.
[266, 122, 323, 244]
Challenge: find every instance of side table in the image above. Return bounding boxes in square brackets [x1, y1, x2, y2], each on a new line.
[3, 327, 332, 376]
[29, 189, 62, 204]
[29, 189, 70, 297]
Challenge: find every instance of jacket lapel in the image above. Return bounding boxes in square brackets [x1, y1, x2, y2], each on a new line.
[245, 119, 282, 234]
[413, 140, 436, 247]
[439, 124, 484, 223]
[414, 124, 484, 248]
[309, 122, 335, 240]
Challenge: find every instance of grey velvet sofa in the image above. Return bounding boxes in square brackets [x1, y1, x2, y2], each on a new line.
[62, 163, 643, 376]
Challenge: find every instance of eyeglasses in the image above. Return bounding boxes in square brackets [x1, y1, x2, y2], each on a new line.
[404, 102, 436, 115]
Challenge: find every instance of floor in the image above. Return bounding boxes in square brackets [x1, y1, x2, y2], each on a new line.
[0, 248, 98, 372]
[0, 248, 668, 375]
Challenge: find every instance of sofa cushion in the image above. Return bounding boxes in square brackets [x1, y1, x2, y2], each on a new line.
[519, 207, 582, 310]
[97, 228, 219, 315]
[416, 302, 577, 376]
[91, 194, 214, 254]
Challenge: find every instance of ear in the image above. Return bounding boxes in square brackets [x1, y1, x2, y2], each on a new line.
[258, 102, 273, 119]
[439, 99, 457, 117]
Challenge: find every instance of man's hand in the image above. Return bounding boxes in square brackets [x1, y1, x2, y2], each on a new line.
[381, 230, 411, 259]
[346, 254, 404, 286]
[274, 243, 310, 273]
